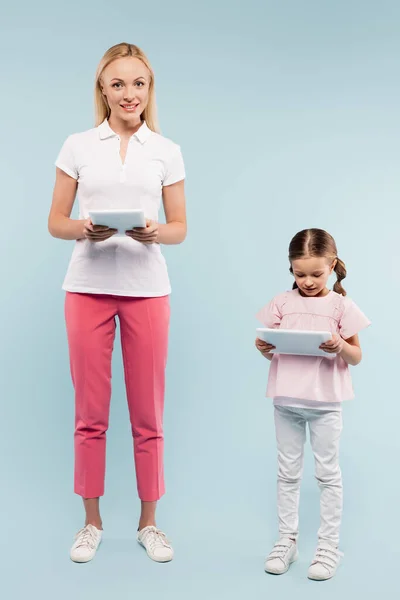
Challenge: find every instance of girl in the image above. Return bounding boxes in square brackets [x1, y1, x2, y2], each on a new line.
[255, 228, 370, 581]
[48, 43, 186, 564]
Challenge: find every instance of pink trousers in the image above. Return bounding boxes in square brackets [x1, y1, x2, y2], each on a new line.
[65, 292, 170, 501]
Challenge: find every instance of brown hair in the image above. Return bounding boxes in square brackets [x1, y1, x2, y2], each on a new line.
[288, 228, 347, 296]
[94, 43, 159, 132]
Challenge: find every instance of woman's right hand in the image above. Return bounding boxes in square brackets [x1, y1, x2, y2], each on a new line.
[83, 219, 117, 242]
[255, 337, 276, 358]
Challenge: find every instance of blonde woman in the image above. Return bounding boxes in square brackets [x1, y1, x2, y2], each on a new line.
[48, 43, 186, 564]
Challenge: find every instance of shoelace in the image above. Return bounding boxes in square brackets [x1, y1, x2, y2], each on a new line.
[142, 527, 171, 551]
[74, 526, 98, 550]
[311, 546, 343, 572]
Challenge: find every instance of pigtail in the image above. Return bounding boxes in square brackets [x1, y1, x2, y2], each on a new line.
[333, 258, 347, 296]
[289, 266, 299, 289]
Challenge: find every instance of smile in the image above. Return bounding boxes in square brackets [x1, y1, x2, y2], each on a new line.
[121, 104, 139, 111]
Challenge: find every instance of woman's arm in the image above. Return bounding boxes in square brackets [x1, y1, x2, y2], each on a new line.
[48, 168, 86, 240]
[158, 179, 187, 245]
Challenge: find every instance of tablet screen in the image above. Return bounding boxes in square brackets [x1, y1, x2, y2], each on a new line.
[89, 209, 146, 235]
[256, 328, 336, 358]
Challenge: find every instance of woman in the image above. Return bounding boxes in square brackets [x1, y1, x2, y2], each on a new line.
[48, 42, 186, 564]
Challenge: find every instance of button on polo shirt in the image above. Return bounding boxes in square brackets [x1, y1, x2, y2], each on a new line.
[55, 120, 185, 296]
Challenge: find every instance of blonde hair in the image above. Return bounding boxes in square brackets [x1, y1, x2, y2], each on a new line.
[94, 43, 159, 132]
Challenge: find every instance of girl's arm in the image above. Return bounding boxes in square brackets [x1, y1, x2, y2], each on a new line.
[255, 338, 275, 361]
[338, 334, 362, 366]
[321, 333, 362, 366]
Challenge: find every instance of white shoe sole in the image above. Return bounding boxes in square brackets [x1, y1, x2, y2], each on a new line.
[308, 569, 336, 581]
[70, 540, 102, 563]
[137, 540, 174, 563]
[308, 557, 341, 580]
[70, 554, 95, 563]
[265, 550, 299, 575]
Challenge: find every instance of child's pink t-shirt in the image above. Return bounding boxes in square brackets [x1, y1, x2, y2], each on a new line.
[256, 289, 370, 407]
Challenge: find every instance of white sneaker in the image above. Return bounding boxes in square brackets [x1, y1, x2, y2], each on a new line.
[308, 542, 343, 580]
[70, 524, 102, 563]
[265, 538, 298, 574]
[137, 526, 174, 563]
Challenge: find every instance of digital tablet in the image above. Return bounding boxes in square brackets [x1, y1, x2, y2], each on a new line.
[89, 209, 146, 236]
[256, 328, 336, 358]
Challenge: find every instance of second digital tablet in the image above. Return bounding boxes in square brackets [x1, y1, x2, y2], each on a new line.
[256, 328, 336, 358]
[89, 209, 146, 236]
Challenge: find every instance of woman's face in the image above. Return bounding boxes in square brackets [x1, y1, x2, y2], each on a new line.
[291, 256, 336, 297]
[100, 57, 150, 124]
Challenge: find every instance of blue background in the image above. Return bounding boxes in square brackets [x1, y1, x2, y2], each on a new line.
[1, 0, 399, 597]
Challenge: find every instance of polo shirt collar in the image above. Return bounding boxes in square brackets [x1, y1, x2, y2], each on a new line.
[98, 119, 152, 144]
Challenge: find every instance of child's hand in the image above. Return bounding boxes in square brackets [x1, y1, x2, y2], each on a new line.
[255, 337, 276, 357]
[320, 334, 344, 354]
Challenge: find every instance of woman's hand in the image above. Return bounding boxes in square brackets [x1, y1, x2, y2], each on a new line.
[83, 219, 117, 242]
[255, 337, 276, 358]
[125, 219, 159, 245]
[320, 334, 344, 354]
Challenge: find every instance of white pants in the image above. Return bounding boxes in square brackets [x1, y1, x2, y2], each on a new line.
[274, 405, 343, 546]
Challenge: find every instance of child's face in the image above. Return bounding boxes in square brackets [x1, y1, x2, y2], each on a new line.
[291, 256, 336, 297]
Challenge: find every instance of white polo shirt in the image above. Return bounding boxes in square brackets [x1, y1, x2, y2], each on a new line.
[55, 120, 185, 297]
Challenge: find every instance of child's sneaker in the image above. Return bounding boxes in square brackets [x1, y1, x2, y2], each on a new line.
[265, 537, 298, 574]
[308, 542, 343, 580]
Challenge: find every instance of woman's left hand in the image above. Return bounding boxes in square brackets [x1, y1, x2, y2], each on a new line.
[320, 334, 344, 354]
[126, 219, 159, 245]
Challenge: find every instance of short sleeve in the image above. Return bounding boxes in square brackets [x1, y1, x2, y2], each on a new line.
[339, 297, 371, 339]
[256, 297, 282, 328]
[55, 135, 79, 180]
[162, 145, 185, 186]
